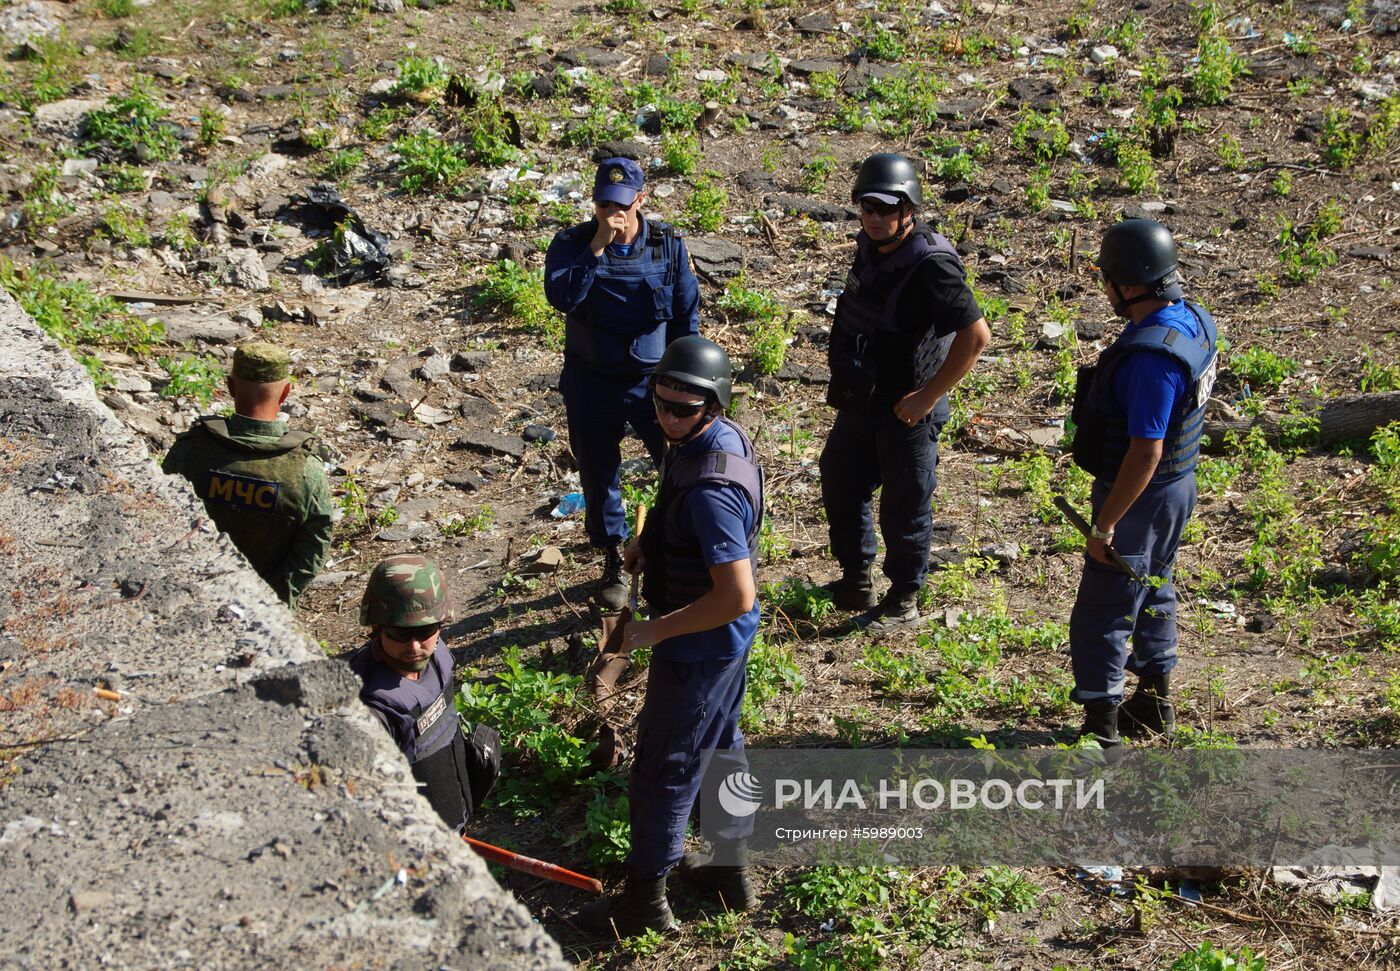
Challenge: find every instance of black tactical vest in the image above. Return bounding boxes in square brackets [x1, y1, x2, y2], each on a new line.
[831, 225, 964, 403]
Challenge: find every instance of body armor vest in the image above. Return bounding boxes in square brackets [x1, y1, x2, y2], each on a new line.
[640, 419, 764, 614]
[350, 640, 473, 830]
[1072, 301, 1219, 482]
[563, 217, 680, 374]
[831, 225, 963, 401]
[177, 419, 315, 590]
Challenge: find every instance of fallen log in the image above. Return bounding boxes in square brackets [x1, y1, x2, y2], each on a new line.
[1202, 391, 1400, 453]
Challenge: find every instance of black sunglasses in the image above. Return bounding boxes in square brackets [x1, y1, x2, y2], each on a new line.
[383, 623, 442, 643]
[653, 395, 708, 418]
[859, 198, 901, 216]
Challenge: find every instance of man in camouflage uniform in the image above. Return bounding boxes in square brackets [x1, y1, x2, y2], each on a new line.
[161, 342, 334, 607]
[349, 555, 499, 832]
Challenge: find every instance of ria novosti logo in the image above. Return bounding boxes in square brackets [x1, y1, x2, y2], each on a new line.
[716, 770, 764, 818]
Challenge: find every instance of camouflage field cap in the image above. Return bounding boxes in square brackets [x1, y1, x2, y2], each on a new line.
[232, 342, 291, 383]
[360, 554, 451, 627]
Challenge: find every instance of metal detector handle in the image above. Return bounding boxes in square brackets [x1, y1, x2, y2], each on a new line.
[1052, 495, 1145, 585]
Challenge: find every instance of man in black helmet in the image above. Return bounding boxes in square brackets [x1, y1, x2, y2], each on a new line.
[577, 335, 764, 936]
[1068, 218, 1218, 747]
[820, 153, 991, 631]
[545, 158, 701, 611]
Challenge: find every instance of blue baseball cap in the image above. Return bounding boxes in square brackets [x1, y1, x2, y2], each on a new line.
[593, 157, 645, 205]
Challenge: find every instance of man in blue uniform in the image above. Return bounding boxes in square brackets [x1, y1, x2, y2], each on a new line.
[577, 336, 763, 936]
[348, 555, 500, 831]
[821, 153, 991, 631]
[545, 158, 701, 609]
[1068, 218, 1219, 746]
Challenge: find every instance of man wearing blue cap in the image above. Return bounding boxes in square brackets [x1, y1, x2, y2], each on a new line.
[545, 157, 700, 608]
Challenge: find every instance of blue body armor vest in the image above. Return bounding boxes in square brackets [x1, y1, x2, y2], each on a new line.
[351, 641, 459, 765]
[1072, 301, 1219, 482]
[830, 225, 964, 407]
[562, 217, 680, 375]
[640, 419, 765, 614]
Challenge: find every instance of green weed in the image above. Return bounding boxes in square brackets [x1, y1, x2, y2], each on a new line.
[81, 76, 181, 162]
[391, 55, 446, 96]
[1011, 109, 1070, 162]
[317, 147, 365, 182]
[0, 257, 164, 358]
[661, 129, 700, 176]
[158, 354, 223, 407]
[20, 164, 74, 229]
[1169, 940, 1266, 971]
[1192, 33, 1246, 106]
[95, 203, 152, 248]
[1230, 347, 1298, 388]
[742, 633, 804, 732]
[440, 504, 497, 537]
[392, 130, 470, 192]
[474, 260, 563, 349]
[683, 174, 728, 232]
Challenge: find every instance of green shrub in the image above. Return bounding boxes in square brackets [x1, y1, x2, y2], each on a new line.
[661, 129, 699, 176]
[1116, 140, 1159, 194]
[318, 147, 365, 182]
[96, 203, 153, 248]
[0, 257, 164, 357]
[1010, 109, 1070, 161]
[742, 633, 804, 732]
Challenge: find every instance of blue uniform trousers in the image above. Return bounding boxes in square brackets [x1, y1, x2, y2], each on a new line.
[1069, 474, 1197, 703]
[626, 651, 751, 877]
[819, 405, 943, 596]
[561, 358, 668, 547]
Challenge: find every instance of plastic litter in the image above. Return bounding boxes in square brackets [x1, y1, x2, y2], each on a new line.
[292, 184, 392, 286]
[1074, 865, 1129, 897]
[1175, 880, 1203, 904]
[551, 493, 586, 518]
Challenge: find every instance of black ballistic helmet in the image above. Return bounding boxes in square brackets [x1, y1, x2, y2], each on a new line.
[1096, 218, 1183, 299]
[651, 335, 732, 410]
[851, 152, 923, 208]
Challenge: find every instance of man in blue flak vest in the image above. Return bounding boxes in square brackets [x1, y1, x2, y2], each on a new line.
[576, 336, 763, 937]
[1068, 218, 1219, 747]
[544, 157, 701, 610]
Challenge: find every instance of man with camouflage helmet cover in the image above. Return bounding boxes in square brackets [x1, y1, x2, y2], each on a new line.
[161, 341, 333, 607]
[348, 555, 500, 832]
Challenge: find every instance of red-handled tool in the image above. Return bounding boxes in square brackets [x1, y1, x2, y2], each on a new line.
[462, 834, 603, 894]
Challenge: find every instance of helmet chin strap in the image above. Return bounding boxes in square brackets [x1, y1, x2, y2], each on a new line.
[665, 405, 719, 447]
[1108, 280, 1157, 318]
[868, 207, 914, 248]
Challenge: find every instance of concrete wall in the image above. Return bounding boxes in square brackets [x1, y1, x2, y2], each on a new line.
[0, 293, 567, 970]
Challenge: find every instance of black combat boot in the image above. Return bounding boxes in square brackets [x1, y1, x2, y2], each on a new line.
[1119, 674, 1176, 738]
[577, 872, 679, 938]
[822, 564, 879, 611]
[596, 542, 628, 610]
[1079, 701, 1122, 748]
[854, 589, 921, 633]
[677, 845, 758, 911]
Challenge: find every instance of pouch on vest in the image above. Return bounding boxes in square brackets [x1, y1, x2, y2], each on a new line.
[1070, 363, 1107, 478]
[826, 333, 879, 411]
[463, 721, 502, 812]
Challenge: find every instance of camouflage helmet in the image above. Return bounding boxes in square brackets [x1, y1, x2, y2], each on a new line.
[360, 554, 451, 627]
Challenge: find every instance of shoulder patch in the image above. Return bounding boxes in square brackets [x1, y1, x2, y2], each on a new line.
[205, 470, 281, 511]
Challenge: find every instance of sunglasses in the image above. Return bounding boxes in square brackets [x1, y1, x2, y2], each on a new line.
[595, 198, 636, 212]
[859, 198, 901, 217]
[653, 395, 708, 419]
[383, 623, 442, 643]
